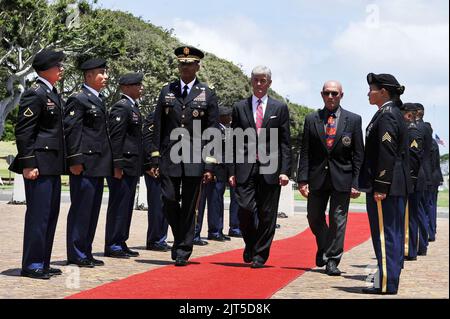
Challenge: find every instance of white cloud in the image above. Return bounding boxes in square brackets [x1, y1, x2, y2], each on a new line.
[171, 16, 313, 102]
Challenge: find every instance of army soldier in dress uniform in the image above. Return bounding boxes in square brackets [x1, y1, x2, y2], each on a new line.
[64, 58, 113, 267]
[9, 49, 65, 279]
[193, 106, 235, 245]
[400, 103, 425, 261]
[414, 103, 433, 252]
[143, 111, 171, 252]
[148, 46, 219, 266]
[104, 72, 144, 258]
[359, 73, 412, 295]
[429, 127, 444, 242]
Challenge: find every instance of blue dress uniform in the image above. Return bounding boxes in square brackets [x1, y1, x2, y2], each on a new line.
[429, 137, 443, 241]
[401, 103, 426, 260]
[143, 112, 170, 251]
[9, 49, 65, 279]
[64, 58, 113, 267]
[150, 46, 219, 266]
[359, 73, 412, 294]
[105, 73, 144, 258]
[194, 107, 235, 243]
[415, 105, 433, 253]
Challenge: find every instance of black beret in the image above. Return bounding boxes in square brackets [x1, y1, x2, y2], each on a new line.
[367, 73, 405, 95]
[415, 103, 424, 111]
[80, 58, 107, 71]
[119, 72, 144, 85]
[32, 49, 64, 72]
[174, 46, 204, 63]
[401, 103, 418, 112]
[219, 105, 232, 116]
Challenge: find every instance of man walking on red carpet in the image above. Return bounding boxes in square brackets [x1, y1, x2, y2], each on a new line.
[229, 65, 292, 269]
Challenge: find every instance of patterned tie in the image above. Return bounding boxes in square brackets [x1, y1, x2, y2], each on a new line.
[182, 85, 189, 99]
[325, 113, 337, 149]
[255, 99, 264, 134]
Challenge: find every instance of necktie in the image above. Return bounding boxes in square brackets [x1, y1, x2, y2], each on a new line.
[182, 85, 189, 99]
[255, 99, 264, 134]
[325, 113, 337, 149]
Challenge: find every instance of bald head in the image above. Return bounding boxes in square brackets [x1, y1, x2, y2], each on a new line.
[321, 80, 344, 111]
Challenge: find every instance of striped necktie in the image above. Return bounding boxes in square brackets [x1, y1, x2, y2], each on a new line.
[255, 99, 264, 134]
[325, 113, 337, 149]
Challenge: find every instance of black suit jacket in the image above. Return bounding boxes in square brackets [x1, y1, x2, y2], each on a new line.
[297, 107, 364, 192]
[230, 96, 292, 185]
[108, 95, 143, 177]
[150, 79, 219, 177]
[10, 79, 66, 175]
[63, 86, 113, 177]
[359, 102, 412, 196]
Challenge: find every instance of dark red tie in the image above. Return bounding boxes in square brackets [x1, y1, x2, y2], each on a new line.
[325, 113, 336, 149]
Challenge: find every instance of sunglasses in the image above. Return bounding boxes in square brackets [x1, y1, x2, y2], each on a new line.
[322, 91, 340, 97]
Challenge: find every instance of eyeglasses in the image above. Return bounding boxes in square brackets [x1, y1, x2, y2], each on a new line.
[322, 91, 340, 97]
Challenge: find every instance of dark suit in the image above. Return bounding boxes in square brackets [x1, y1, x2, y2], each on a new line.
[230, 96, 291, 264]
[143, 112, 169, 246]
[9, 79, 65, 272]
[105, 96, 143, 253]
[359, 101, 412, 294]
[297, 106, 364, 266]
[64, 85, 113, 262]
[151, 79, 219, 261]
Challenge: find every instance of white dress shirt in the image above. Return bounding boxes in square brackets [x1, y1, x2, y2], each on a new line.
[37, 76, 54, 91]
[180, 78, 197, 96]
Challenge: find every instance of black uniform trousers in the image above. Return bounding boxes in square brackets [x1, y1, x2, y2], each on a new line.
[194, 181, 225, 240]
[229, 187, 241, 234]
[22, 176, 61, 271]
[428, 189, 438, 241]
[105, 175, 139, 252]
[307, 186, 351, 266]
[417, 192, 429, 254]
[160, 174, 201, 261]
[145, 175, 169, 246]
[235, 163, 281, 264]
[405, 191, 421, 259]
[366, 193, 405, 294]
[67, 176, 103, 261]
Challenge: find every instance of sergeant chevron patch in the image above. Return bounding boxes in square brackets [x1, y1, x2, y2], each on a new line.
[382, 132, 392, 143]
[410, 140, 419, 149]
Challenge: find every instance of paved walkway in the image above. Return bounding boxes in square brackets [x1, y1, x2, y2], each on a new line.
[0, 201, 447, 299]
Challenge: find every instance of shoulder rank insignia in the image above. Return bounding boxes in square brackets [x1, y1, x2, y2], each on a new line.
[23, 107, 34, 117]
[382, 132, 392, 143]
[410, 140, 419, 149]
[379, 170, 386, 178]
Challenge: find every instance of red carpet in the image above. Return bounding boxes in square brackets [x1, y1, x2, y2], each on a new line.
[67, 213, 370, 299]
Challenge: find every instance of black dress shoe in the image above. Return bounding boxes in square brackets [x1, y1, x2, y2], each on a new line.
[45, 267, 62, 276]
[175, 258, 188, 267]
[193, 238, 208, 246]
[362, 287, 397, 295]
[221, 234, 231, 241]
[418, 251, 427, 256]
[251, 260, 264, 269]
[146, 243, 172, 252]
[123, 248, 140, 257]
[67, 258, 96, 268]
[325, 260, 341, 276]
[104, 250, 130, 259]
[89, 258, 105, 266]
[228, 231, 243, 238]
[243, 248, 252, 263]
[405, 256, 417, 261]
[315, 251, 326, 267]
[428, 238, 436, 242]
[21, 268, 51, 280]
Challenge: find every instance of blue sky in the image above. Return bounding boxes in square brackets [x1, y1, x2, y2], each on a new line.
[96, 0, 449, 154]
